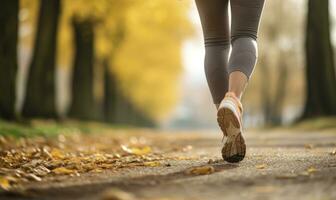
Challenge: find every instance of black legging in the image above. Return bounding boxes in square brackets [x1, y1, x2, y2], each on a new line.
[195, 0, 265, 104]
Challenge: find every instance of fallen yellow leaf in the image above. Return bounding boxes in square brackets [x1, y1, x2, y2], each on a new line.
[256, 164, 267, 169]
[176, 156, 194, 160]
[143, 161, 161, 167]
[0, 177, 11, 190]
[101, 188, 135, 200]
[50, 149, 65, 159]
[52, 167, 75, 175]
[91, 168, 103, 173]
[121, 145, 151, 155]
[186, 166, 215, 175]
[307, 166, 318, 174]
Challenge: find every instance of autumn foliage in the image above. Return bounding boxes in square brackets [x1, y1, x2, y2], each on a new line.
[16, 0, 193, 123]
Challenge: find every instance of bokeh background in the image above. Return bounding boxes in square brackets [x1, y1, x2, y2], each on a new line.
[1, 0, 336, 131]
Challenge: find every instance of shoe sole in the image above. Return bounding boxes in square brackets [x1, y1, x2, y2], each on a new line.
[217, 107, 246, 163]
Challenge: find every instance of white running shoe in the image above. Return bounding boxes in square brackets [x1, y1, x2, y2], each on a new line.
[217, 92, 246, 163]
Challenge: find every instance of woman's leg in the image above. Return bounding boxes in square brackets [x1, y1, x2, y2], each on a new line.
[228, 0, 265, 99]
[218, 0, 265, 163]
[195, 0, 230, 106]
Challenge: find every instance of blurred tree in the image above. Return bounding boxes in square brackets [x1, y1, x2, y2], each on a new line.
[303, 0, 336, 118]
[64, 0, 131, 120]
[103, 22, 125, 123]
[255, 0, 303, 125]
[0, 0, 19, 120]
[103, 58, 117, 123]
[259, 51, 290, 125]
[258, 54, 272, 124]
[22, 0, 61, 118]
[68, 17, 96, 120]
[18, 0, 191, 122]
[114, 0, 193, 120]
[113, 94, 155, 127]
[104, 57, 154, 126]
[271, 52, 288, 124]
[65, 0, 192, 123]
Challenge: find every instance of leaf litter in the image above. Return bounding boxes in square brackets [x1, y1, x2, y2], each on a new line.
[0, 133, 196, 190]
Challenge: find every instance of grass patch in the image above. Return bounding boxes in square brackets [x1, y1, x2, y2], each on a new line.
[248, 117, 336, 134]
[292, 117, 336, 131]
[0, 120, 130, 138]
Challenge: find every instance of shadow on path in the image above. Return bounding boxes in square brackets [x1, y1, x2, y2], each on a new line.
[1, 162, 239, 200]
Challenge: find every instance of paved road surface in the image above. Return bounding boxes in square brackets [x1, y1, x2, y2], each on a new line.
[2, 130, 336, 200]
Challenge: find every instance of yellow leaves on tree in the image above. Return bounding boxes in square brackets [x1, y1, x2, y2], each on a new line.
[60, 0, 194, 120]
[19, 0, 39, 48]
[20, 0, 194, 120]
[114, 0, 193, 119]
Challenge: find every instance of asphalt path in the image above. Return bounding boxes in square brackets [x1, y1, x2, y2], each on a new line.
[2, 130, 336, 200]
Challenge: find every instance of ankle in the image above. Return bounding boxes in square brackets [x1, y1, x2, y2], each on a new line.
[225, 92, 240, 100]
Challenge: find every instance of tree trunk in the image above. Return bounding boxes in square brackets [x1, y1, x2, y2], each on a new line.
[103, 59, 154, 127]
[68, 17, 96, 120]
[22, 0, 60, 118]
[103, 59, 118, 123]
[113, 92, 155, 127]
[103, 24, 125, 123]
[270, 52, 288, 125]
[259, 56, 272, 125]
[0, 0, 18, 120]
[302, 0, 336, 118]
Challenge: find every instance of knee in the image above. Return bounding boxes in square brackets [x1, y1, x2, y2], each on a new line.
[228, 37, 258, 78]
[231, 37, 258, 58]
